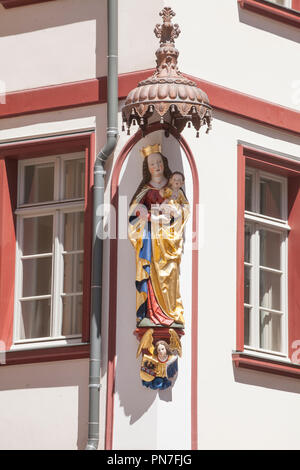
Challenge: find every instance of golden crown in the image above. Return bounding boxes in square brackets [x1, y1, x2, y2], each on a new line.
[140, 144, 161, 158]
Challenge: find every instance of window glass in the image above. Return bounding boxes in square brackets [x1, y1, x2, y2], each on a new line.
[260, 310, 282, 352]
[64, 212, 84, 251]
[260, 229, 281, 270]
[244, 224, 251, 263]
[64, 159, 85, 200]
[62, 296, 83, 336]
[23, 164, 54, 204]
[260, 178, 282, 219]
[259, 270, 281, 311]
[19, 299, 51, 340]
[22, 257, 52, 297]
[23, 216, 53, 255]
[244, 266, 251, 305]
[63, 253, 84, 294]
[244, 307, 251, 346]
[245, 174, 253, 212]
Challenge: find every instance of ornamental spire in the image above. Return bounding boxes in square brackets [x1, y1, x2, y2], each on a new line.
[154, 7, 181, 45]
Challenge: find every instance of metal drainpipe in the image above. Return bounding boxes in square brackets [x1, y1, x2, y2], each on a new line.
[85, 0, 118, 451]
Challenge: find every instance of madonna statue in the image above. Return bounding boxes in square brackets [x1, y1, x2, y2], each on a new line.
[128, 144, 190, 330]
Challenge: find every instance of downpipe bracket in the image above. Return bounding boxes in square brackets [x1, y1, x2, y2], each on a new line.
[88, 383, 102, 391]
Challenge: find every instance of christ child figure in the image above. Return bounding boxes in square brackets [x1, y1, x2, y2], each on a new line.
[159, 171, 189, 223]
[159, 171, 186, 205]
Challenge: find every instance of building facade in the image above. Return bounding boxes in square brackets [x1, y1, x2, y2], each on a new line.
[0, 0, 299, 450]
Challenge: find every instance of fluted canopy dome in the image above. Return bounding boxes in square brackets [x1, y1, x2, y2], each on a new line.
[122, 7, 212, 137]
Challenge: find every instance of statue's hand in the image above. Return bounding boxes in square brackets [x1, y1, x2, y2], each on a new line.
[138, 211, 149, 221]
[160, 203, 181, 220]
[151, 213, 171, 225]
[135, 204, 149, 221]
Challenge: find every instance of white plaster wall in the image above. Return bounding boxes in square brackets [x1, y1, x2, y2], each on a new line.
[0, 0, 107, 92]
[118, 0, 164, 74]
[0, 359, 89, 450]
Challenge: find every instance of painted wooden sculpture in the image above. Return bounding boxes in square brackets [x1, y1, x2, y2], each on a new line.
[128, 144, 189, 390]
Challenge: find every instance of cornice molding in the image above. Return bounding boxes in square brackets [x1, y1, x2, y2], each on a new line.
[1, 71, 299, 135]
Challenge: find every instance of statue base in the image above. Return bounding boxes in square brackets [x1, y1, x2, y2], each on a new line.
[134, 327, 185, 343]
[137, 317, 184, 329]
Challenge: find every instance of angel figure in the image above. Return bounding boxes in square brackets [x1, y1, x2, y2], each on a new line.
[138, 329, 182, 390]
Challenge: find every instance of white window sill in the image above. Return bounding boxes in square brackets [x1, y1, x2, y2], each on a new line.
[1, 341, 89, 366]
[11, 336, 82, 351]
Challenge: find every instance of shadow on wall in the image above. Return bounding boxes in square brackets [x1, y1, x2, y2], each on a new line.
[233, 364, 300, 395]
[114, 131, 185, 424]
[0, 359, 89, 450]
[237, 6, 300, 43]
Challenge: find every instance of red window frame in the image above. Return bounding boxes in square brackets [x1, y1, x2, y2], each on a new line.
[0, 132, 94, 365]
[238, 0, 300, 28]
[293, 0, 300, 9]
[0, 0, 55, 8]
[233, 144, 300, 378]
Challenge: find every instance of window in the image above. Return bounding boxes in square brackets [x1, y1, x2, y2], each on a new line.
[0, 133, 93, 364]
[233, 145, 300, 378]
[13, 153, 85, 346]
[244, 168, 288, 356]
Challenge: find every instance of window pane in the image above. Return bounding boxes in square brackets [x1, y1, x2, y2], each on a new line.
[62, 295, 82, 336]
[259, 270, 281, 311]
[245, 174, 253, 211]
[22, 257, 52, 297]
[244, 224, 251, 263]
[23, 164, 54, 204]
[19, 299, 51, 339]
[64, 159, 85, 199]
[23, 216, 53, 255]
[244, 306, 251, 346]
[64, 212, 84, 251]
[63, 253, 84, 294]
[244, 265, 251, 305]
[260, 310, 282, 352]
[260, 229, 281, 270]
[260, 178, 282, 219]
